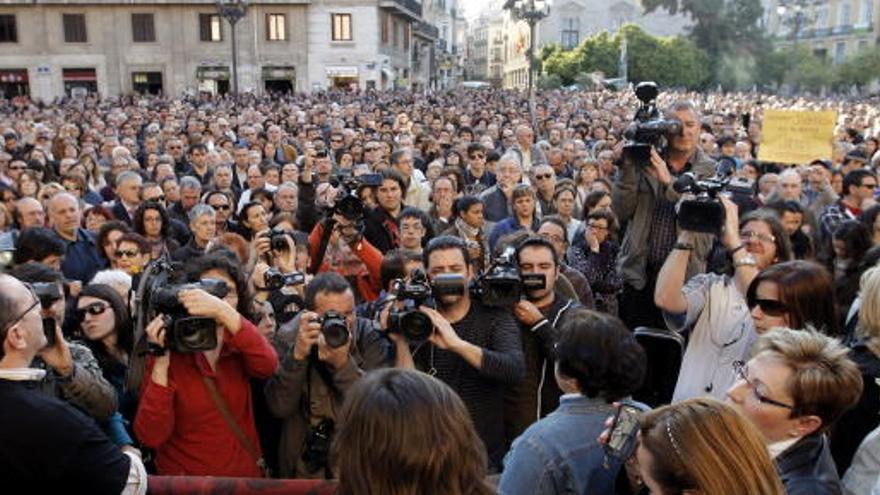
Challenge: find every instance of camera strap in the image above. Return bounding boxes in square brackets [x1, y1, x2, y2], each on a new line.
[199, 375, 272, 478]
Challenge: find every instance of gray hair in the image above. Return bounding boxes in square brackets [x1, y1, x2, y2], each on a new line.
[277, 181, 299, 194]
[179, 176, 202, 192]
[188, 203, 216, 223]
[115, 170, 143, 188]
[90, 269, 132, 298]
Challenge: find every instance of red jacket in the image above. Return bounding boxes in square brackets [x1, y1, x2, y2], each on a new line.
[134, 317, 278, 477]
[308, 221, 383, 301]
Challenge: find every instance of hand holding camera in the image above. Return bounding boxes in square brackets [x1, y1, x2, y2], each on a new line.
[293, 311, 321, 361]
[719, 196, 741, 250]
[294, 311, 351, 364]
[648, 147, 672, 187]
[418, 306, 462, 351]
[513, 300, 544, 326]
[38, 323, 74, 378]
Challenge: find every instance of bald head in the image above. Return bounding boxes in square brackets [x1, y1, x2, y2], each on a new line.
[48, 192, 81, 240]
[0, 274, 44, 365]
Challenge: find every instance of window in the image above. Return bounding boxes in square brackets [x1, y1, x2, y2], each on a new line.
[63, 14, 87, 43]
[393, 20, 399, 47]
[816, 6, 828, 29]
[404, 22, 410, 50]
[131, 13, 155, 42]
[266, 13, 286, 41]
[0, 14, 16, 42]
[561, 17, 579, 49]
[199, 13, 223, 42]
[332, 13, 352, 41]
[840, 2, 851, 26]
[381, 12, 389, 44]
[860, 0, 873, 25]
[834, 41, 846, 63]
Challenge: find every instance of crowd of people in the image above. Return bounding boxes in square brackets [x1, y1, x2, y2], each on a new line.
[1, 86, 879, 494]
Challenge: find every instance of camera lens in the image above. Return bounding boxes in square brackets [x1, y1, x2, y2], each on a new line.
[320, 314, 349, 348]
[399, 311, 433, 343]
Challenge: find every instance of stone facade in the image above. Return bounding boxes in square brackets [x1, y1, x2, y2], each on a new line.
[0, 0, 433, 99]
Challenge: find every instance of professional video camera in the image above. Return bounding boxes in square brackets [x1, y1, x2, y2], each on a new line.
[471, 246, 546, 307]
[674, 157, 753, 234]
[387, 269, 466, 343]
[328, 172, 383, 221]
[150, 279, 229, 353]
[134, 259, 229, 353]
[264, 267, 306, 291]
[622, 82, 683, 168]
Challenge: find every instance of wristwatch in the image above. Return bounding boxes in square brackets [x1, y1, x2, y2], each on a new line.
[733, 254, 758, 268]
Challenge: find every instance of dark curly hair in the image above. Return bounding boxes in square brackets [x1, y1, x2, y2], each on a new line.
[555, 309, 646, 402]
[133, 200, 171, 238]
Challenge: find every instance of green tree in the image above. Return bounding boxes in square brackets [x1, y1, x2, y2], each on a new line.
[642, 0, 765, 83]
[834, 45, 880, 90]
[577, 31, 620, 77]
[543, 49, 580, 85]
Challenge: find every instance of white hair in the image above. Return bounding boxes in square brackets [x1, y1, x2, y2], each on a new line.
[90, 269, 132, 300]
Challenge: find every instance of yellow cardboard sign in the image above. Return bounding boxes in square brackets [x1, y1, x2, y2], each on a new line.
[758, 110, 837, 165]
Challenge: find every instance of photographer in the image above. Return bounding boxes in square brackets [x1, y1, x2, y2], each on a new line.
[308, 208, 383, 303]
[654, 200, 792, 402]
[134, 252, 278, 477]
[252, 228, 306, 326]
[392, 236, 525, 472]
[265, 272, 392, 478]
[504, 236, 581, 445]
[613, 100, 715, 330]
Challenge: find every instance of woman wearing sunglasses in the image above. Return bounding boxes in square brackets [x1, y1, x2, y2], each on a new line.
[655, 200, 793, 404]
[746, 260, 838, 336]
[75, 283, 138, 443]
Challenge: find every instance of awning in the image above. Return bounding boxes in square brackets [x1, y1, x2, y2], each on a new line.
[196, 66, 230, 80]
[0, 69, 28, 84]
[325, 66, 358, 78]
[262, 66, 296, 80]
[62, 68, 96, 82]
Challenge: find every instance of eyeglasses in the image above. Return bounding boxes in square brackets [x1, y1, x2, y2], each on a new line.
[535, 174, 553, 180]
[8, 165, 25, 171]
[114, 249, 139, 258]
[211, 203, 231, 211]
[588, 223, 609, 231]
[739, 230, 775, 243]
[732, 361, 795, 410]
[75, 302, 110, 322]
[539, 232, 565, 244]
[747, 296, 789, 317]
[1, 284, 40, 334]
[470, 154, 485, 160]
[861, 182, 877, 190]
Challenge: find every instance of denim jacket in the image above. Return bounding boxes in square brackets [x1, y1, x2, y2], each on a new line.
[498, 394, 620, 495]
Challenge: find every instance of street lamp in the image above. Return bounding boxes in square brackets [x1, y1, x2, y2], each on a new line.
[505, 0, 550, 127]
[216, 0, 249, 95]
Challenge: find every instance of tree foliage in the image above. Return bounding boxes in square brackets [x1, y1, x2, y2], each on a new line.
[541, 25, 709, 89]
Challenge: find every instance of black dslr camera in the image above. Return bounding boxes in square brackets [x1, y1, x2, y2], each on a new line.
[329, 172, 383, 221]
[261, 227, 294, 251]
[150, 278, 229, 353]
[387, 269, 465, 343]
[674, 157, 753, 234]
[622, 82, 683, 168]
[472, 246, 546, 307]
[314, 310, 349, 349]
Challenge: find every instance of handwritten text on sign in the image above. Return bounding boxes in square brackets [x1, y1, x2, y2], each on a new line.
[759, 110, 837, 165]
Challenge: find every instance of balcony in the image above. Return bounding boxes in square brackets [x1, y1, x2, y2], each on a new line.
[379, 0, 422, 20]
[413, 21, 439, 40]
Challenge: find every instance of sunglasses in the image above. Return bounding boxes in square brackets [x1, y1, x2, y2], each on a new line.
[8, 165, 25, 171]
[470, 154, 485, 160]
[75, 302, 110, 321]
[747, 297, 789, 317]
[211, 203, 231, 211]
[115, 249, 139, 258]
[535, 174, 553, 180]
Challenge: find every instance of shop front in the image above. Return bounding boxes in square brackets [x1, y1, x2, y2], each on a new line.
[62, 68, 97, 96]
[132, 72, 163, 95]
[325, 66, 359, 91]
[0, 69, 29, 98]
[196, 66, 230, 96]
[262, 66, 295, 94]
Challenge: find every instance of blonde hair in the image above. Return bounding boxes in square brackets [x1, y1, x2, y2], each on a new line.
[640, 398, 785, 495]
[857, 266, 880, 357]
[753, 328, 863, 430]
